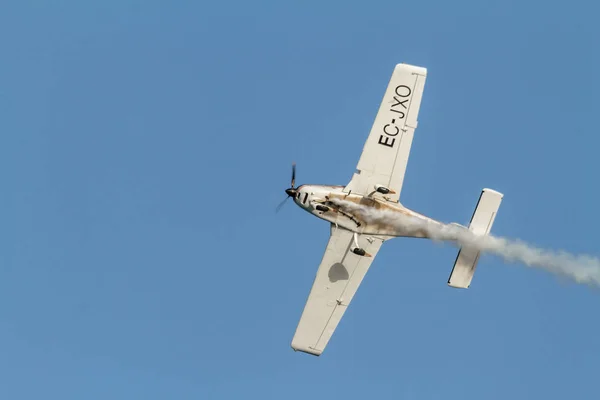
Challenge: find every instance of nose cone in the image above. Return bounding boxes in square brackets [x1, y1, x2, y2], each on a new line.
[285, 188, 297, 197]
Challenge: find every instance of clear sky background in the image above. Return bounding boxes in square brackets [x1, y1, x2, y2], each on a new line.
[1, 1, 599, 399]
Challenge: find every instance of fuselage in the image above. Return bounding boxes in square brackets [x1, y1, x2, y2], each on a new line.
[292, 184, 441, 238]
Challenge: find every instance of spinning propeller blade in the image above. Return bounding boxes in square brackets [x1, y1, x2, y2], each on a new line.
[291, 162, 296, 188]
[275, 196, 290, 213]
[276, 163, 298, 213]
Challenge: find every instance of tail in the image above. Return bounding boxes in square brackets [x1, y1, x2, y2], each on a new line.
[447, 188, 503, 289]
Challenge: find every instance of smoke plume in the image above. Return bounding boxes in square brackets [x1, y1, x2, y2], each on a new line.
[331, 199, 600, 287]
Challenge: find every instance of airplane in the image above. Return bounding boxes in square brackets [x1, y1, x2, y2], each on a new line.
[280, 63, 503, 356]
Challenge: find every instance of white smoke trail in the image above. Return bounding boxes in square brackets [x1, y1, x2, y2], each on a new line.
[331, 199, 600, 287]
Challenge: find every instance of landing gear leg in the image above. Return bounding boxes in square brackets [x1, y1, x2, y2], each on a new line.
[353, 232, 360, 248]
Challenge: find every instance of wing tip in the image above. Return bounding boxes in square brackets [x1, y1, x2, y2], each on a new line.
[482, 187, 504, 198]
[291, 342, 322, 357]
[447, 281, 470, 289]
[395, 63, 427, 76]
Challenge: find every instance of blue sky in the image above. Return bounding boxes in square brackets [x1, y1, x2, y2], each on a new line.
[1, 0, 599, 398]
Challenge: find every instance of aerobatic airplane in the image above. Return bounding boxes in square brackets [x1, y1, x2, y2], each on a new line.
[279, 63, 503, 356]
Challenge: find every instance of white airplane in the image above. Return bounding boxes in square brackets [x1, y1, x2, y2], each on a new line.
[281, 63, 503, 356]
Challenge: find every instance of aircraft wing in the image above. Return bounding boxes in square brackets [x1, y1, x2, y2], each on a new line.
[291, 225, 386, 356]
[344, 63, 427, 202]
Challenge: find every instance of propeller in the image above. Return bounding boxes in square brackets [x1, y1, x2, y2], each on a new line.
[276, 163, 298, 213]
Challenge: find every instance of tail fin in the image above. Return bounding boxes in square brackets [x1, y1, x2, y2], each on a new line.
[447, 188, 503, 289]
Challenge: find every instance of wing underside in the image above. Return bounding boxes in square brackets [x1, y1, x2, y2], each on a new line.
[291, 225, 385, 356]
[344, 63, 427, 202]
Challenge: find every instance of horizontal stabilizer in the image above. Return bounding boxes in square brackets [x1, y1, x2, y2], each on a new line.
[447, 188, 503, 289]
